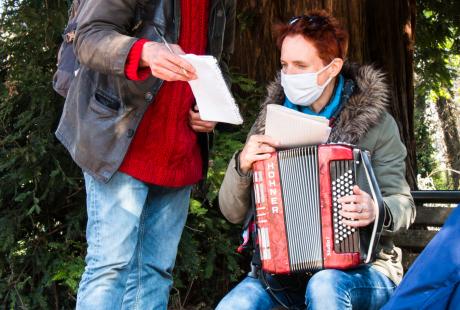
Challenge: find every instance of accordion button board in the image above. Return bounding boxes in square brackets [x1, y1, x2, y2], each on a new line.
[330, 162, 360, 253]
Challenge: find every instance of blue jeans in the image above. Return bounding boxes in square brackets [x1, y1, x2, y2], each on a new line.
[76, 172, 192, 310]
[216, 266, 395, 310]
[382, 205, 460, 310]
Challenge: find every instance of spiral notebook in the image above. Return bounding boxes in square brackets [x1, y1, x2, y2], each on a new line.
[265, 104, 331, 147]
[181, 54, 243, 125]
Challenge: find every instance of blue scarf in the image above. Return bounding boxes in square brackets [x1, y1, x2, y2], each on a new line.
[284, 75, 345, 119]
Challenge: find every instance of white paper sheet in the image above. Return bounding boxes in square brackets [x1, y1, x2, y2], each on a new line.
[265, 104, 331, 147]
[181, 54, 243, 125]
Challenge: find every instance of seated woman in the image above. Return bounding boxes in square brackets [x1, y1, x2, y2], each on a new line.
[216, 10, 415, 310]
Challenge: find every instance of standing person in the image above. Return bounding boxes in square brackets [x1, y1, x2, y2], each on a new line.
[55, 0, 236, 309]
[216, 10, 415, 310]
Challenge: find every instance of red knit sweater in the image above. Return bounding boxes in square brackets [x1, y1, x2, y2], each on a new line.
[119, 0, 209, 187]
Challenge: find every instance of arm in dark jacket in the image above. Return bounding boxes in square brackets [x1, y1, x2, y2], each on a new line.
[74, 0, 138, 76]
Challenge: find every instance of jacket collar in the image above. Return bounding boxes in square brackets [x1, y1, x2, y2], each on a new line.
[252, 62, 389, 145]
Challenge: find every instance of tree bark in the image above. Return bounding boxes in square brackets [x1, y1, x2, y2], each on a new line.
[435, 97, 460, 189]
[231, 0, 417, 188]
[364, 0, 417, 189]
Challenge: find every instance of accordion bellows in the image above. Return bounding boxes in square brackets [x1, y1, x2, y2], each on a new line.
[252, 144, 384, 275]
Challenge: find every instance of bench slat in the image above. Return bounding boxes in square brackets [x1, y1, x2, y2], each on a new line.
[393, 230, 437, 249]
[413, 206, 455, 226]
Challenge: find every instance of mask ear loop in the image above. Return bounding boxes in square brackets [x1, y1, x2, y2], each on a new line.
[316, 59, 340, 87]
[316, 61, 334, 87]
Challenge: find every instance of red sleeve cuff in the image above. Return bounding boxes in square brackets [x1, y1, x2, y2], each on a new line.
[125, 39, 151, 81]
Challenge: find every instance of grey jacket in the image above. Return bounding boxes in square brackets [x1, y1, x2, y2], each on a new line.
[55, 0, 236, 182]
[219, 63, 415, 285]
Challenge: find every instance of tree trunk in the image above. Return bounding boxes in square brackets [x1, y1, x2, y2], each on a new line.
[232, 0, 417, 188]
[364, 0, 417, 189]
[435, 97, 460, 189]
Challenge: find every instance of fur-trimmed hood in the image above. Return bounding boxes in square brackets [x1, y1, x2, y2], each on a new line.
[250, 63, 390, 145]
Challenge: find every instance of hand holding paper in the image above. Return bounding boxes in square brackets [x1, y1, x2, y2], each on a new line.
[181, 54, 243, 125]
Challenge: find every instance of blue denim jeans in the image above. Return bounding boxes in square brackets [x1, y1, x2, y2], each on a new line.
[216, 266, 395, 310]
[76, 172, 192, 310]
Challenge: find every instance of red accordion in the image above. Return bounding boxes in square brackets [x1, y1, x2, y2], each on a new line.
[252, 144, 384, 275]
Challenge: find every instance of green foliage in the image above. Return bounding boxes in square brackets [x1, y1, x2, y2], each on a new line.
[415, 0, 460, 98]
[431, 171, 450, 190]
[414, 0, 460, 187]
[0, 0, 88, 308]
[0, 0, 266, 308]
[414, 100, 438, 178]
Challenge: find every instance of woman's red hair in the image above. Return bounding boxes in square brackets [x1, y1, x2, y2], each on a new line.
[274, 10, 349, 65]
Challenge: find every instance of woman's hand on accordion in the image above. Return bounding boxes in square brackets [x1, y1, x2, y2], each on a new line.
[338, 185, 377, 227]
[239, 135, 280, 174]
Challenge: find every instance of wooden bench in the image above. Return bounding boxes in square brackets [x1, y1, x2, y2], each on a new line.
[393, 191, 460, 271]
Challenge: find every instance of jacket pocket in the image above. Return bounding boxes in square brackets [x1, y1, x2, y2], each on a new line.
[93, 89, 121, 112]
[82, 93, 125, 178]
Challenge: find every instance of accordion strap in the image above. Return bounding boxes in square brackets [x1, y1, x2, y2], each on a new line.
[360, 150, 385, 262]
[248, 189, 261, 278]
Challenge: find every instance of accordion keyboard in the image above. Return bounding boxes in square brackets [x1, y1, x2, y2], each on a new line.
[330, 160, 360, 253]
[278, 147, 323, 272]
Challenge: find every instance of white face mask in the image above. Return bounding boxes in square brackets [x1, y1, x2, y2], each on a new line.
[281, 62, 334, 106]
